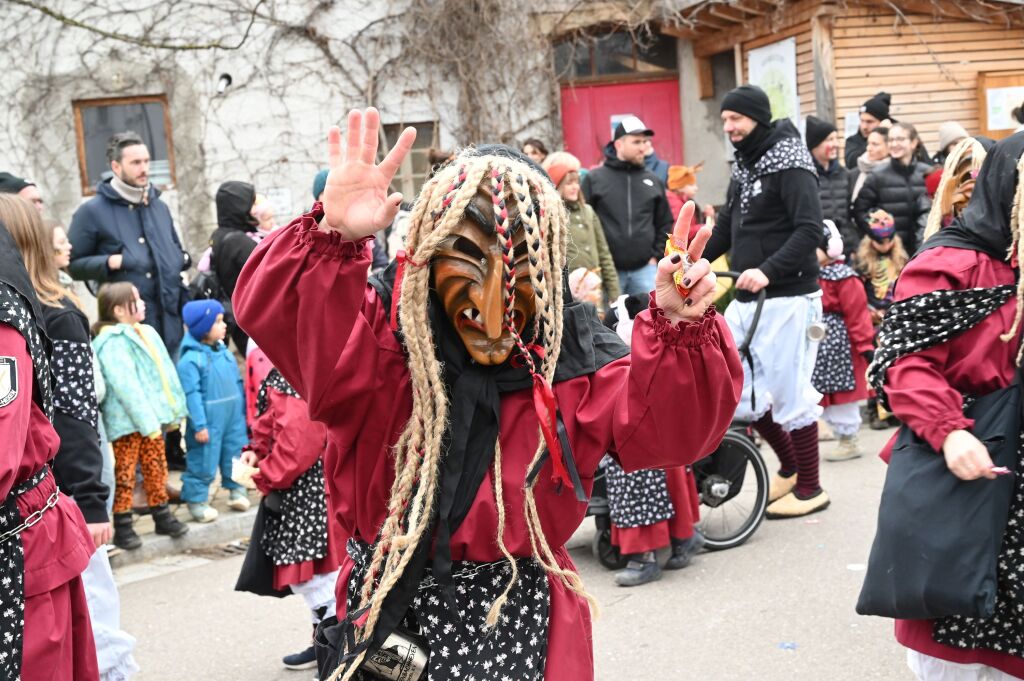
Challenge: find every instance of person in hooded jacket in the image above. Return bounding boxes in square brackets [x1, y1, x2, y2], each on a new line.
[209, 181, 260, 352]
[68, 131, 190, 356]
[853, 122, 934, 255]
[704, 85, 830, 519]
[868, 130, 1024, 681]
[581, 115, 674, 296]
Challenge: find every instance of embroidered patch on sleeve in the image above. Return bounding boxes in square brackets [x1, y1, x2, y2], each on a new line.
[0, 356, 17, 408]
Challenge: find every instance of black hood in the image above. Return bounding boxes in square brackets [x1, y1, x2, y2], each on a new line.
[733, 118, 801, 168]
[601, 141, 646, 171]
[215, 181, 258, 232]
[921, 131, 1024, 261]
[0, 221, 45, 326]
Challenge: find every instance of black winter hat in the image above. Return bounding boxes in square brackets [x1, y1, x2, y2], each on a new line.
[805, 115, 837, 151]
[860, 92, 891, 121]
[0, 172, 34, 194]
[720, 85, 773, 127]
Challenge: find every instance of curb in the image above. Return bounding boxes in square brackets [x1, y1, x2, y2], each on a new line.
[109, 507, 256, 570]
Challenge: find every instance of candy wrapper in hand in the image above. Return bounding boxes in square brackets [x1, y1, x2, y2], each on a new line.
[232, 456, 259, 490]
[664, 235, 694, 297]
[568, 267, 603, 306]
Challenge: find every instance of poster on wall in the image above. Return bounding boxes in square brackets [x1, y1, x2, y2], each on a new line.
[747, 37, 800, 125]
[978, 71, 1024, 139]
[986, 86, 1024, 131]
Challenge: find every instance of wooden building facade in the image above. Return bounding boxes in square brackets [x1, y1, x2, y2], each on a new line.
[667, 0, 1024, 157]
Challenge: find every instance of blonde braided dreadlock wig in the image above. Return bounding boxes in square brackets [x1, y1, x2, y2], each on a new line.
[328, 148, 599, 681]
[922, 137, 989, 243]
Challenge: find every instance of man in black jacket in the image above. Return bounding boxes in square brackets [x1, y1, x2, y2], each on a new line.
[68, 132, 190, 356]
[806, 116, 855, 253]
[705, 85, 829, 520]
[844, 92, 890, 169]
[581, 116, 674, 296]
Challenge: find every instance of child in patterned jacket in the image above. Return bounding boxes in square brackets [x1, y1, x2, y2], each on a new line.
[238, 367, 339, 672]
[92, 282, 190, 550]
[812, 222, 876, 461]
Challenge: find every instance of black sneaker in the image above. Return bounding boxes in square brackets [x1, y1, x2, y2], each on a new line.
[614, 552, 662, 587]
[665, 531, 705, 570]
[282, 645, 317, 670]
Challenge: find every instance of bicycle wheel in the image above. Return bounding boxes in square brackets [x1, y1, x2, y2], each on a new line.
[696, 430, 769, 551]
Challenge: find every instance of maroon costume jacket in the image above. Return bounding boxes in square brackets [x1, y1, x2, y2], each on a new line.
[234, 208, 743, 680]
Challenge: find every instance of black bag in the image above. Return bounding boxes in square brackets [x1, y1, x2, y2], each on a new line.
[856, 378, 1021, 619]
[234, 497, 290, 598]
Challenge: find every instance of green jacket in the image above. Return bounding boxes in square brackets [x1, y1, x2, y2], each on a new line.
[564, 201, 620, 302]
[92, 323, 188, 441]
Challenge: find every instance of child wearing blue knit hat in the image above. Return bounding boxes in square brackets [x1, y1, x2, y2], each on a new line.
[177, 300, 250, 522]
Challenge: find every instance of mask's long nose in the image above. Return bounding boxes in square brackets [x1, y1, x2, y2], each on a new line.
[479, 253, 507, 340]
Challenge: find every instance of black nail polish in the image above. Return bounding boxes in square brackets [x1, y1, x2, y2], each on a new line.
[684, 298, 693, 307]
[682, 277, 692, 287]
[670, 253, 681, 264]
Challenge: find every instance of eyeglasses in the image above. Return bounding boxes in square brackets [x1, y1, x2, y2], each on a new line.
[888, 136, 909, 143]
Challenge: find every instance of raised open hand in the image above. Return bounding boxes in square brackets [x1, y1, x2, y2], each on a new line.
[320, 108, 417, 240]
[655, 201, 717, 323]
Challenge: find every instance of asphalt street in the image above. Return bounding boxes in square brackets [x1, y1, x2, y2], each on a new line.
[118, 425, 910, 680]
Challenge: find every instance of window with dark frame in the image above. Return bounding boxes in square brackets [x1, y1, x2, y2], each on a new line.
[554, 29, 678, 82]
[72, 95, 176, 195]
[381, 121, 439, 199]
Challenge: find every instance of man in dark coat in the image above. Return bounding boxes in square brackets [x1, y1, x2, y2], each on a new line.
[704, 85, 830, 520]
[210, 180, 259, 352]
[806, 116, 854, 253]
[68, 131, 189, 355]
[844, 92, 891, 169]
[581, 115, 674, 296]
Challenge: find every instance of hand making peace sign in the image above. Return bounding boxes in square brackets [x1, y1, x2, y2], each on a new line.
[654, 201, 717, 324]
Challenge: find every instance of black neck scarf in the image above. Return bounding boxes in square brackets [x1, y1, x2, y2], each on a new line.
[335, 259, 629, 667]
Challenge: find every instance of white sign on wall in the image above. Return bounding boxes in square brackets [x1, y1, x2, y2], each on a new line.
[264, 187, 294, 224]
[747, 37, 800, 125]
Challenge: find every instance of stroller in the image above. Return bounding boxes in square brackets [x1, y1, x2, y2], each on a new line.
[588, 272, 770, 569]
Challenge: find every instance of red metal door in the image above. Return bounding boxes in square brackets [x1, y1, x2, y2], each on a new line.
[560, 79, 683, 169]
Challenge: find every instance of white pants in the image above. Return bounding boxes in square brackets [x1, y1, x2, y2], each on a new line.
[724, 293, 823, 431]
[908, 650, 1023, 681]
[823, 402, 862, 437]
[82, 546, 139, 681]
[290, 569, 340, 623]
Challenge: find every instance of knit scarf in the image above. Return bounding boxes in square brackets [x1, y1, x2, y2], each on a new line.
[110, 175, 148, 205]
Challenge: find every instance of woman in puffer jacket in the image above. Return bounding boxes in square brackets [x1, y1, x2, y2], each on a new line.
[853, 122, 934, 255]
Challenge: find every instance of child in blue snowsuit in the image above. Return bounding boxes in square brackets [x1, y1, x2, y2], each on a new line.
[177, 300, 249, 522]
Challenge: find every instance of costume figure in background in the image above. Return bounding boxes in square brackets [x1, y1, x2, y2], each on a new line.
[704, 85, 830, 519]
[921, 137, 993, 244]
[177, 300, 250, 523]
[92, 282, 189, 550]
[811, 222, 875, 462]
[601, 293, 705, 587]
[869, 131, 1024, 681]
[238, 368, 340, 672]
[542, 151, 619, 307]
[234, 108, 742, 681]
[0, 220, 99, 680]
[855, 212, 909, 431]
[0, 194, 139, 680]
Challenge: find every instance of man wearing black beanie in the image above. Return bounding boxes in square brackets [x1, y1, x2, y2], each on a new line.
[844, 92, 891, 168]
[704, 84, 831, 519]
[806, 116, 854, 253]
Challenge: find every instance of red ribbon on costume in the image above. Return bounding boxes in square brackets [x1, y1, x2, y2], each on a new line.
[531, 373, 568, 488]
[390, 250, 425, 332]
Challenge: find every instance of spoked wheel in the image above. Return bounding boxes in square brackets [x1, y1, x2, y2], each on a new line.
[696, 430, 769, 551]
[592, 526, 628, 571]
